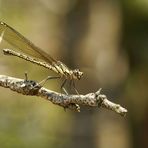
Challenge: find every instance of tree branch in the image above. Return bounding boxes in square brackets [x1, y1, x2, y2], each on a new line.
[0, 75, 127, 116]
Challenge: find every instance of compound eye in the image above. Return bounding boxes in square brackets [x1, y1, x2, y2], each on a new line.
[78, 71, 83, 80]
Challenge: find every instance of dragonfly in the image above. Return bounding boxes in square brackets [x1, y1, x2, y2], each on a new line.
[0, 21, 83, 94]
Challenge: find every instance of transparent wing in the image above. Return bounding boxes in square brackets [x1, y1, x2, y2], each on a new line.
[0, 21, 56, 63]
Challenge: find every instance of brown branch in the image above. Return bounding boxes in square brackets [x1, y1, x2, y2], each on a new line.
[0, 75, 127, 116]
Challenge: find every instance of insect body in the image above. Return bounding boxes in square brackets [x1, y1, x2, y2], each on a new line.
[0, 21, 83, 93]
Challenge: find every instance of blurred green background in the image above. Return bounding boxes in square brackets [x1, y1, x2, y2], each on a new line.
[0, 0, 148, 148]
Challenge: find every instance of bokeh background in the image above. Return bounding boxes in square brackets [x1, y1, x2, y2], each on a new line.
[0, 0, 148, 148]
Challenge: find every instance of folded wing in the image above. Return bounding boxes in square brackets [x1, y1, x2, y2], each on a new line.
[0, 21, 56, 64]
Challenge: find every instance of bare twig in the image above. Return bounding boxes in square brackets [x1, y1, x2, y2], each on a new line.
[0, 75, 127, 116]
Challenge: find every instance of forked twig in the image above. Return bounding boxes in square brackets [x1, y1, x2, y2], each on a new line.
[0, 75, 127, 116]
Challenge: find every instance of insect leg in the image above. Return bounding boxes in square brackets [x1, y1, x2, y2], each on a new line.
[61, 79, 68, 94]
[38, 76, 61, 86]
[69, 80, 73, 91]
[72, 80, 79, 95]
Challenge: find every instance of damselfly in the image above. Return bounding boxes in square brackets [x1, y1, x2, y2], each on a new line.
[0, 21, 83, 94]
